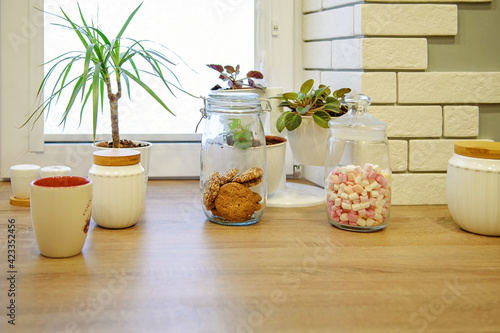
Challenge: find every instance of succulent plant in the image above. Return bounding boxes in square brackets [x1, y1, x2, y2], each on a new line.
[207, 64, 265, 90]
[274, 79, 351, 132]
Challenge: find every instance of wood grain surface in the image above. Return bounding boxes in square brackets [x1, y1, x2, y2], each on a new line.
[1, 180, 499, 333]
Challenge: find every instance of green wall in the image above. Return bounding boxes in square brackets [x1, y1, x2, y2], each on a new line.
[427, 1, 500, 141]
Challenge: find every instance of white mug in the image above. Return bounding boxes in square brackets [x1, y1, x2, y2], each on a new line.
[10, 164, 40, 199]
[40, 166, 72, 177]
[30, 176, 93, 258]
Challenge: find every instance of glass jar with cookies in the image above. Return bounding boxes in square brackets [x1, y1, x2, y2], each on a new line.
[200, 92, 268, 225]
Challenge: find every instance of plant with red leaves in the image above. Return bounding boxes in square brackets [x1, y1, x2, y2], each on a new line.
[207, 64, 265, 91]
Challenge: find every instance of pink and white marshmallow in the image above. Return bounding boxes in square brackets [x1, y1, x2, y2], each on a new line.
[326, 163, 391, 227]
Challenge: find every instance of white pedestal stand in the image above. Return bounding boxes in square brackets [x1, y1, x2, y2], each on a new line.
[263, 88, 324, 208]
[267, 168, 324, 208]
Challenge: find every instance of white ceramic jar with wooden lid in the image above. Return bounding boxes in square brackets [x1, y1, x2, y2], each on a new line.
[89, 149, 146, 229]
[447, 141, 500, 236]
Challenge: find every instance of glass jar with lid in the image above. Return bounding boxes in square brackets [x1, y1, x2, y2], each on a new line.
[200, 92, 268, 226]
[325, 94, 391, 232]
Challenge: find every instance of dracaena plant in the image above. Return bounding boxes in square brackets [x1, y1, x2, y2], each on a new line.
[24, 3, 192, 148]
[207, 64, 265, 90]
[274, 79, 351, 132]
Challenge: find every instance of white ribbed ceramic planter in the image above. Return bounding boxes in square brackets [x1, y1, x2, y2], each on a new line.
[286, 116, 329, 166]
[89, 150, 146, 229]
[447, 141, 500, 236]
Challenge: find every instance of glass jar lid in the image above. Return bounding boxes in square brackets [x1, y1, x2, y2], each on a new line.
[93, 149, 141, 166]
[455, 141, 500, 159]
[328, 93, 386, 140]
[207, 91, 261, 113]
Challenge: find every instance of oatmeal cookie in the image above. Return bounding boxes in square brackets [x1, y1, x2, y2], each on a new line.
[232, 167, 264, 183]
[211, 207, 221, 217]
[202, 171, 221, 209]
[220, 168, 239, 185]
[214, 182, 262, 222]
[240, 175, 263, 188]
[252, 192, 262, 211]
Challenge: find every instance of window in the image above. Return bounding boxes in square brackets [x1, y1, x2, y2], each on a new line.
[43, 0, 255, 141]
[0, 0, 298, 179]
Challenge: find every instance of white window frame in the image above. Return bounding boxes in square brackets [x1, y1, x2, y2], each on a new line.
[0, 0, 301, 179]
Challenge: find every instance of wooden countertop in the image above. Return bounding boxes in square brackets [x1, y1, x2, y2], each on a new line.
[1, 180, 499, 333]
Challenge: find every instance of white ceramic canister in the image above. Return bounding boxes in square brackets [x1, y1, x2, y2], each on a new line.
[447, 141, 500, 236]
[40, 165, 72, 177]
[88, 150, 146, 229]
[10, 164, 40, 199]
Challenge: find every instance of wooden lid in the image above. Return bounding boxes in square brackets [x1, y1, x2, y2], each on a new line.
[454, 141, 500, 159]
[93, 149, 141, 166]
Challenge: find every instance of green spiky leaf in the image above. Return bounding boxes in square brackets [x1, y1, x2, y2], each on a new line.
[22, 2, 194, 145]
[91, 62, 101, 142]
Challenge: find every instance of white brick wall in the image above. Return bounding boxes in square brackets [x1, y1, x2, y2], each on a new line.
[368, 106, 442, 137]
[362, 38, 428, 70]
[399, 72, 500, 104]
[361, 73, 397, 104]
[303, 41, 332, 69]
[409, 139, 493, 171]
[320, 71, 363, 94]
[315, 38, 428, 70]
[303, 7, 354, 40]
[443, 106, 479, 137]
[323, 0, 361, 9]
[366, 0, 490, 3]
[300, 1, 497, 205]
[409, 139, 457, 171]
[389, 140, 408, 172]
[302, 0, 322, 13]
[331, 39, 362, 69]
[392, 174, 447, 205]
[356, 4, 458, 36]
[319, 71, 397, 104]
